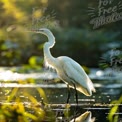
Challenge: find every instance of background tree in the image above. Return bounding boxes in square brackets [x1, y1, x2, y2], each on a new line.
[0, 0, 121, 67]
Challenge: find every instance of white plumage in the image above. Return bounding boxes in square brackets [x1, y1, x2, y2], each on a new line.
[70, 111, 95, 122]
[31, 28, 96, 96]
[56, 56, 95, 96]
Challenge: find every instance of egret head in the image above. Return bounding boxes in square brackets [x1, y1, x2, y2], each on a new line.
[30, 28, 54, 38]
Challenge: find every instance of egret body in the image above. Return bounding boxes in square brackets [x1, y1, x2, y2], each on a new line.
[31, 28, 96, 97]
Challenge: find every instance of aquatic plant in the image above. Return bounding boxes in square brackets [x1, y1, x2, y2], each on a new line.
[107, 96, 122, 122]
[0, 84, 56, 122]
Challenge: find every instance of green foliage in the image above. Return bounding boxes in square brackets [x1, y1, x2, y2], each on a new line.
[0, 27, 120, 67]
[107, 96, 122, 122]
[0, 80, 57, 122]
[82, 65, 90, 74]
[29, 56, 43, 68]
[53, 28, 120, 67]
[0, 78, 73, 122]
[0, 0, 51, 66]
[0, 0, 121, 68]
[0, 27, 45, 66]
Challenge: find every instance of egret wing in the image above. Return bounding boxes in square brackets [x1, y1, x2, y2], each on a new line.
[62, 58, 95, 96]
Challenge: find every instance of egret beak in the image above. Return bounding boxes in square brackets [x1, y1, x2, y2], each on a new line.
[25, 29, 48, 38]
[26, 29, 45, 34]
[25, 29, 38, 32]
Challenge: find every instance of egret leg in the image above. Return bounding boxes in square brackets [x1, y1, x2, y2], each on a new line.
[73, 84, 78, 122]
[67, 85, 70, 104]
[73, 84, 78, 106]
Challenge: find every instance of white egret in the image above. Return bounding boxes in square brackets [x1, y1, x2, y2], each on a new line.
[30, 28, 96, 103]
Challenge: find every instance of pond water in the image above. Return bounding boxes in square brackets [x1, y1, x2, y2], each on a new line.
[0, 68, 122, 122]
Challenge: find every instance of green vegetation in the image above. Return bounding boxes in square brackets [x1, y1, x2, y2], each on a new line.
[107, 96, 122, 122]
[0, 79, 71, 122]
[0, 0, 121, 67]
[0, 1, 122, 121]
[0, 84, 51, 121]
[0, 90, 55, 122]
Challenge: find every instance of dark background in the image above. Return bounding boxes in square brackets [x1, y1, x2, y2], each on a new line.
[0, 0, 121, 67]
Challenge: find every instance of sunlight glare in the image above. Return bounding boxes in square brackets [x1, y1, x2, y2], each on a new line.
[0, 70, 19, 81]
[0, 70, 13, 81]
[96, 70, 104, 76]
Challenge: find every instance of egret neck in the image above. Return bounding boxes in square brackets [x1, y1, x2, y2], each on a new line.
[44, 32, 57, 68]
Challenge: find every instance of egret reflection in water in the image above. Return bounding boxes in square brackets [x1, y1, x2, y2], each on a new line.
[70, 111, 95, 122]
